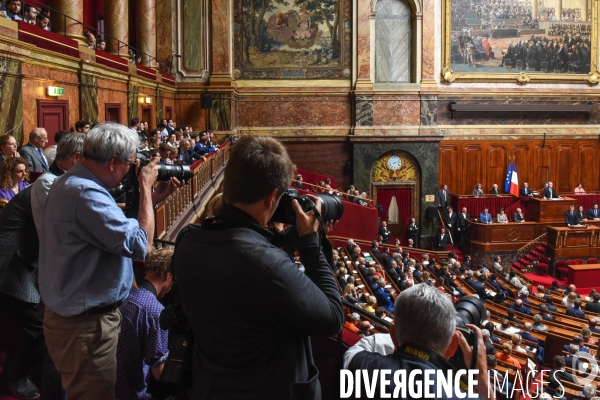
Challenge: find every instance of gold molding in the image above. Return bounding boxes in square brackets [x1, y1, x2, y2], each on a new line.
[441, 0, 599, 85]
[234, 80, 352, 88]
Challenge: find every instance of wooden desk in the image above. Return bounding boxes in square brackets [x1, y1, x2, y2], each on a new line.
[567, 264, 600, 287]
[529, 197, 576, 223]
[466, 221, 543, 251]
[546, 225, 600, 258]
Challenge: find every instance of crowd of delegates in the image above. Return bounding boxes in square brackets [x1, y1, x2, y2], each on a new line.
[0, 119, 219, 203]
[452, 0, 532, 28]
[293, 176, 372, 207]
[2, 0, 51, 30]
[548, 22, 592, 36]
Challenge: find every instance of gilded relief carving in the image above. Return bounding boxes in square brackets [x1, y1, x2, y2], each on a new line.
[372, 151, 418, 182]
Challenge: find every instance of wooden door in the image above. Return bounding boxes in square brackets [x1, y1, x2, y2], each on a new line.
[105, 103, 121, 123]
[37, 100, 69, 146]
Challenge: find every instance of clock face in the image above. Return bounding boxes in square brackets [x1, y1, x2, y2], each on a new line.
[387, 155, 402, 170]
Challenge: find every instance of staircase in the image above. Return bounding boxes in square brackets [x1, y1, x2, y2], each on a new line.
[513, 242, 547, 271]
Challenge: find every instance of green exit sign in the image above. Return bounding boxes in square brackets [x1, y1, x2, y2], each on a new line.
[47, 86, 65, 96]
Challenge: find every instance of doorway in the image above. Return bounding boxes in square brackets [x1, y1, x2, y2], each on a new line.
[37, 100, 69, 146]
[142, 106, 152, 127]
[105, 103, 121, 123]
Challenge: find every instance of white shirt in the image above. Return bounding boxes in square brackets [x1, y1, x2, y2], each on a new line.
[44, 144, 58, 165]
[31, 170, 61, 235]
[343, 334, 395, 368]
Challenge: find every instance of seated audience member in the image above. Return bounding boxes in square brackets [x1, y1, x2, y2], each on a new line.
[484, 321, 500, 343]
[581, 384, 596, 400]
[166, 133, 178, 148]
[498, 319, 510, 332]
[83, 30, 96, 49]
[0, 157, 29, 201]
[344, 283, 365, 305]
[548, 356, 577, 397]
[472, 183, 484, 195]
[564, 284, 580, 298]
[563, 334, 589, 353]
[508, 270, 528, 296]
[157, 143, 173, 165]
[2, 0, 22, 20]
[589, 318, 600, 334]
[496, 208, 508, 223]
[294, 174, 304, 189]
[363, 295, 377, 314]
[489, 184, 499, 194]
[482, 329, 495, 355]
[337, 267, 349, 290]
[581, 327, 596, 346]
[373, 278, 395, 313]
[563, 292, 577, 308]
[194, 132, 219, 156]
[549, 281, 562, 293]
[534, 285, 546, 299]
[97, 39, 106, 51]
[588, 202, 600, 220]
[510, 298, 531, 315]
[567, 299, 585, 319]
[511, 333, 528, 356]
[577, 206, 588, 222]
[116, 249, 173, 400]
[496, 343, 521, 369]
[479, 208, 493, 224]
[22, 3, 37, 24]
[492, 256, 502, 272]
[537, 305, 554, 323]
[75, 119, 91, 134]
[532, 314, 547, 332]
[36, 13, 50, 29]
[513, 208, 525, 222]
[574, 183, 586, 193]
[487, 355, 513, 397]
[521, 323, 540, 347]
[168, 147, 178, 163]
[344, 313, 362, 334]
[176, 138, 204, 165]
[546, 296, 557, 312]
[584, 289, 597, 302]
[346, 238, 358, 255]
[0, 134, 21, 162]
[507, 308, 524, 325]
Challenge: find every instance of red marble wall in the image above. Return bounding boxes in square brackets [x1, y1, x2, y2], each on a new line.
[372, 95, 421, 126]
[97, 78, 128, 124]
[21, 63, 79, 139]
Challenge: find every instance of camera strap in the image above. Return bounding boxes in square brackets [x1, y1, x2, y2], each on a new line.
[302, 201, 334, 268]
[397, 343, 473, 393]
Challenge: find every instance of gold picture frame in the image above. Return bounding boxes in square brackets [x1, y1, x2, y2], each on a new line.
[441, 0, 600, 84]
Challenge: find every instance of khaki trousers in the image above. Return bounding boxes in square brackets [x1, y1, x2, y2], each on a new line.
[43, 307, 121, 400]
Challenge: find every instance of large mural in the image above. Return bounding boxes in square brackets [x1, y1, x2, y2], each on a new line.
[234, 0, 352, 79]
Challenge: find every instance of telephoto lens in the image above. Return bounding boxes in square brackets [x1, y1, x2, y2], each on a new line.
[271, 189, 344, 224]
[156, 164, 194, 182]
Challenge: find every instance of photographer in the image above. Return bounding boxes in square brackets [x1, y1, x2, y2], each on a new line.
[174, 135, 343, 400]
[39, 123, 161, 400]
[343, 284, 491, 400]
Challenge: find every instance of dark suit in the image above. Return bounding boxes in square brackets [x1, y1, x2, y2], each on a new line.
[520, 187, 533, 196]
[541, 313, 555, 321]
[443, 212, 457, 240]
[378, 225, 391, 244]
[510, 303, 531, 315]
[520, 331, 540, 347]
[566, 307, 585, 319]
[407, 223, 419, 247]
[513, 212, 525, 222]
[585, 300, 600, 313]
[457, 212, 470, 245]
[543, 187, 559, 199]
[588, 208, 600, 220]
[19, 143, 49, 173]
[564, 355, 584, 371]
[438, 189, 451, 209]
[548, 369, 577, 396]
[576, 211, 587, 222]
[490, 188, 499, 194]
[437, 232, 449, 250]
[565, 210, 579, 226]
[374, 286, 394, 313]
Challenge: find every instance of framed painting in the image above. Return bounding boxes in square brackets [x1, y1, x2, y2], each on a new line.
[233, 0, 352, 79]
[441, 0, 600, 84]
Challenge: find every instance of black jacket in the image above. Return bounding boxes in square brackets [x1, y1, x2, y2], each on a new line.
[175, 204, 343, 400]
[584, 300, 600, 313]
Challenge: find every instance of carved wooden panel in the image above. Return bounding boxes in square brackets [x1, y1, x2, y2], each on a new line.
[486, 145, 507, 192]
[533, 144, 553, 190]
[463, 144, 483, 194]
[511, 144, 531, 190]
[557, 144, 576, 193]
[439, 144, 460, 191]
[579, 144, 599, 192]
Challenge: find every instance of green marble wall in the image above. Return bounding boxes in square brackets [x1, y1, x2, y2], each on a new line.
[210, 93, 231, 131]
[79, 74, 98, 124]
[0, 57, 24, 142]
[353, 141, 439, 228]
[183, 0, 203, 71]
[127, 84, 139, 123]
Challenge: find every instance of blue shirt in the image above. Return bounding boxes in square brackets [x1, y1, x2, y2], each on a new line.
[116, 286, 169, 400]
[39, 162, 148, 317]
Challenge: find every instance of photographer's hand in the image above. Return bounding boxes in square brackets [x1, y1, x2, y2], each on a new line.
[292, 194, 322, 237]
[137, 158, 159, 258]
[458, 324, 493, 400]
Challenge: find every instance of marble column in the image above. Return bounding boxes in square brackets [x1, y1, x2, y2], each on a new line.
[582, 0, 588, 21]
[104, 0, 128, 56]
[556, 0, 562, 20]
[136, 0, 157, 67]
[49, 0, 85, 44]
[532, 0, 538, 19]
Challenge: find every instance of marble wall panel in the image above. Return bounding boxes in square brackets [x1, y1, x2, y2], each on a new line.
[353, 141, 439, 223]
[374, 0, 411, 83]
[236, 96, 352, 127]
[420, 95, 437, 125]
[356, 0, 372, 80]
[97, 78, 128, 124]
[0, 57, 23, 142]
[211, 0, 229, 73]
[356, 95, 374, 126]
[177, 97, 207, 131]
[80, 74, 98, 123]
[183, 0, 203, 71]
[156, 0, 175, 69]
[372, 95, 421, 126]
[436, 97, 600, 125]
[420, 0, 436, 80]
[128, 84, 139, 123]
[210, 93, 231, 131]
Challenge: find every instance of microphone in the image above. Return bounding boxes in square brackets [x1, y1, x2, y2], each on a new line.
[172, 53, 182, 58]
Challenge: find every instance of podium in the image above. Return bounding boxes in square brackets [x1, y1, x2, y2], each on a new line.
[546, 225, 600, 258]
[529, 197, 575, 223]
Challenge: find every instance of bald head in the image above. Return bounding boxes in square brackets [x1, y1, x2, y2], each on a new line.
[29, 127, 48, 149]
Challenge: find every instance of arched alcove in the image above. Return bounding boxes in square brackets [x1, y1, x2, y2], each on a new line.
[374, 0, 413, 83]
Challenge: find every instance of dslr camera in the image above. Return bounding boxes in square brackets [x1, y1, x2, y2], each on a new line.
[271, 189, 344, 225]
[449, 296, 486, 370]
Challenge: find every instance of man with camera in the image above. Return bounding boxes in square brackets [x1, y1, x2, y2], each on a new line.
[39, 123, 163, 400]
[174, 135, 343, 400]
[343, 284, 491, 400]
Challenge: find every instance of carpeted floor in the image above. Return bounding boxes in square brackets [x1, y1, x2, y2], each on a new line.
[523, 272, 597, 296]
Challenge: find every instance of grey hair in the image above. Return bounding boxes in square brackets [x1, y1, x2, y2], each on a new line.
[350, 313, 360, 322]
[179, 138, 191, 147]
[394, 283, 456, 354]
[83, 123, 139, 163]
[583, 384, 595, 398]
[482, 329, 490, 339]
[55, 133, 85, 161]
[28, 129, 42, 141]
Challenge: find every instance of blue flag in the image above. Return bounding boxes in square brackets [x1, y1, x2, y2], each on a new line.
[504, 161, 512, 193]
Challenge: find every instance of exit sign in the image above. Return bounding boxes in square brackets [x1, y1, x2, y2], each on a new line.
[47, 86, 65, 96]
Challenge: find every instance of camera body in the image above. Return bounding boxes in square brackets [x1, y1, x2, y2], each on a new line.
[448, 296, 486, 370]
[271, 189, 344, 225]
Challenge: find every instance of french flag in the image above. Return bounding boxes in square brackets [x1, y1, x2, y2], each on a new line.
[510, 161, 519, 197]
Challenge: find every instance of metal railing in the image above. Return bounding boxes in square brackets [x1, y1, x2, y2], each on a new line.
[21, 0, 172, 72]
